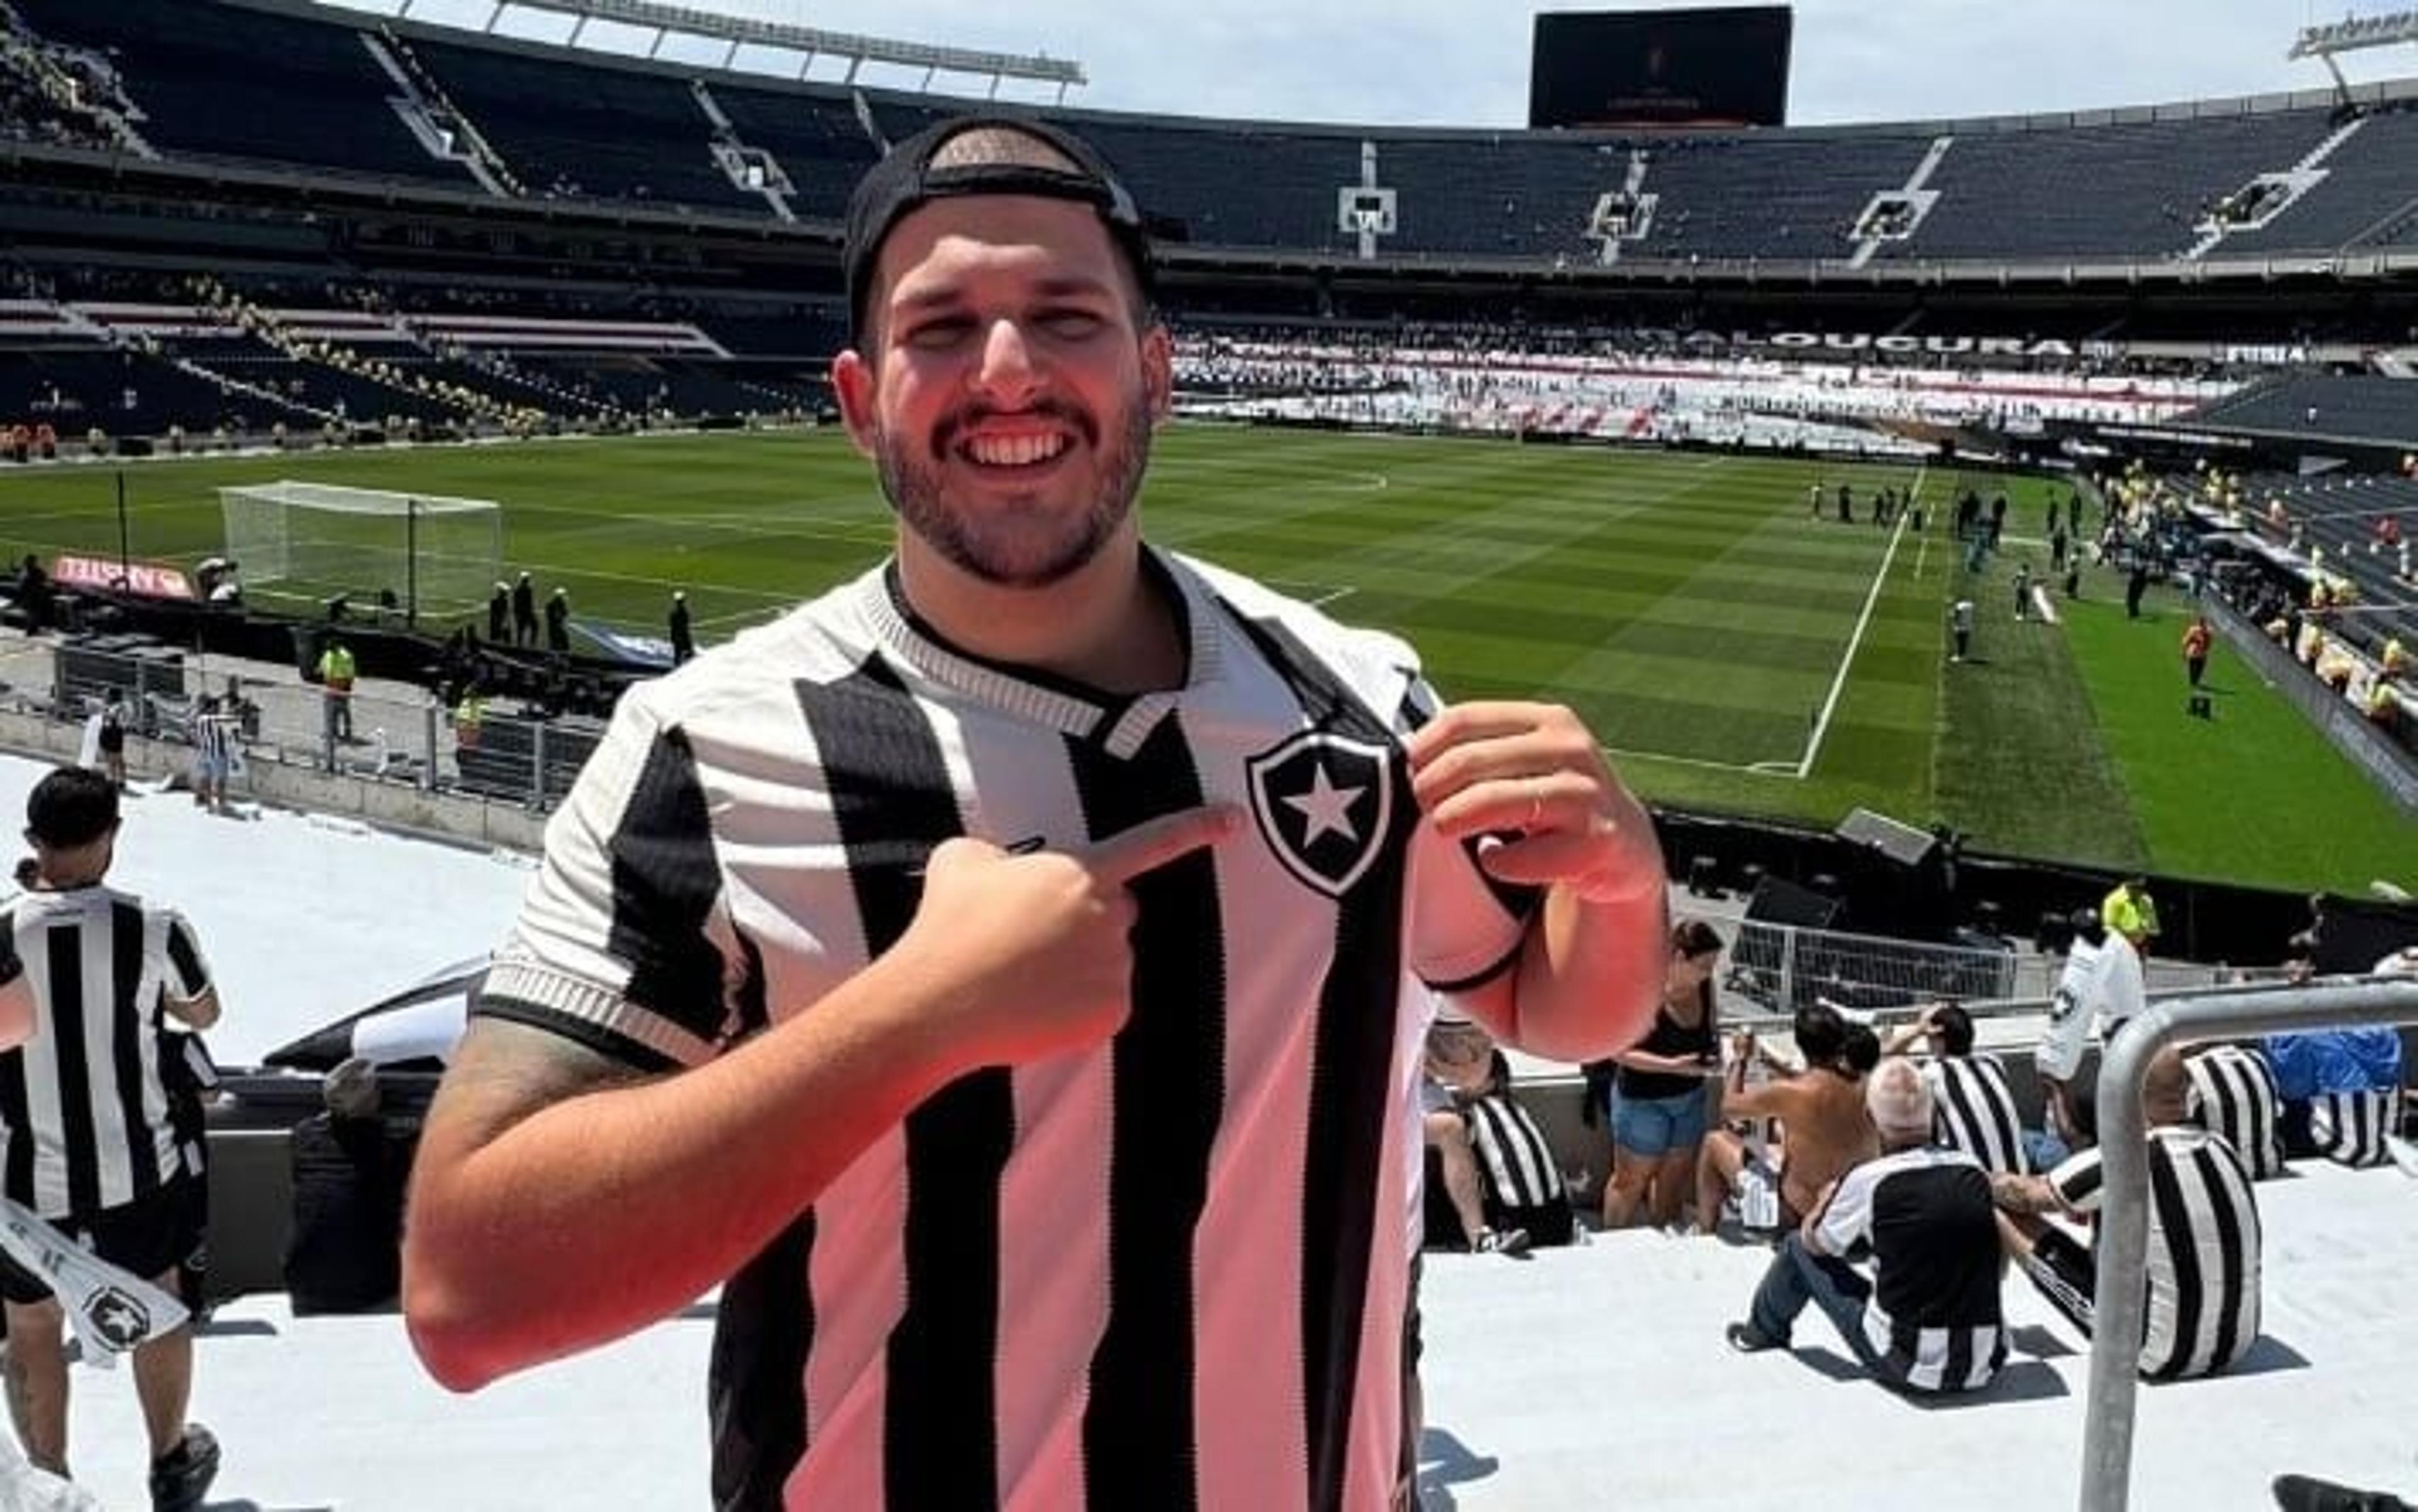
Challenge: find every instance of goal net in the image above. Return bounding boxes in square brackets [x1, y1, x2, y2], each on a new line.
[218, 480, 503, 620]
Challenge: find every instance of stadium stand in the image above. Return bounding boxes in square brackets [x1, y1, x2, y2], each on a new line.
[2218, 105, 2418, 254]
[3, 0, 2414, 271]
[406, 38, 761, 212]
[10, 0, 472, 186]
[1630, 134, 1930, 261]
[1887, 112, 2337, 261]
[2191, 374, 2418, 444]
[710, 85, 878, 222]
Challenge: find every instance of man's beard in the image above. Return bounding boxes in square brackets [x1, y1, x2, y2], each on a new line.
[875, 394, 1155, 590]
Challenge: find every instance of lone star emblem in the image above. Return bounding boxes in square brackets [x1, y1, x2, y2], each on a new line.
[86, 1287, 149, 1351]
[1281, 763, 1366, 846]
[1246, 730, 1394, 898]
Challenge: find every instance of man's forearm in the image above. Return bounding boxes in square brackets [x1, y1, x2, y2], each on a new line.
[1990, 1172, 2062, 1216]
[1495, 878, 1667, 1064]
[404, 953, 968, 1392]
[0, 974, 30, 1052]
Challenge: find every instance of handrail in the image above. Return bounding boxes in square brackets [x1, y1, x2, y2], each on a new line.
[2079, 977, 2418, 1511]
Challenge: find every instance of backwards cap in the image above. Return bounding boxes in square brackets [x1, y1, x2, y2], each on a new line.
[843, 114, 1153, 347]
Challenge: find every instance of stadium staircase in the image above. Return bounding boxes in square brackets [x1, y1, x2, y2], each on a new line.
[1848, 134, 1953, 269]
[367, 24, 519, 196]
[162, 353, 331, 427]
[692, 81, 798, 223]
[190, 280, 541, 429]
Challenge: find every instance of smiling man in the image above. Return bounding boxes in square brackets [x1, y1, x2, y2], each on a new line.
[403, 115, 1667, 1512]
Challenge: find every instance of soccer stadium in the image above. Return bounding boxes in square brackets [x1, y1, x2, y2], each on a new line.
[0, 0, 2414, 1508]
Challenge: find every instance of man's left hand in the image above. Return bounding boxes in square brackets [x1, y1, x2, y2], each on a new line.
[1405, 701, 1660, 905]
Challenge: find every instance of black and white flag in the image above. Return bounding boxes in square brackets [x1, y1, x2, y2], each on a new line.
[0, 1197, 188, 1365]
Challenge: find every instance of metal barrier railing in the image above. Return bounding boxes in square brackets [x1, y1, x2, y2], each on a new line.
[7, 638, 602, 811]
[2080, 977, 2418, 1511]
[1723, 918, 2023, 1025]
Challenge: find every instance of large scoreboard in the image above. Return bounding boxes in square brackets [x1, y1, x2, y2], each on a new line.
[1529, 7, 1793, 129]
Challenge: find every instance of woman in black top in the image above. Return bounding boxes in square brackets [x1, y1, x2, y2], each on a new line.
[1599, 918, 1723, 1229]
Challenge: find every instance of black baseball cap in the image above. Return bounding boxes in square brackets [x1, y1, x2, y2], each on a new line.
[843, 114, 1154, 348]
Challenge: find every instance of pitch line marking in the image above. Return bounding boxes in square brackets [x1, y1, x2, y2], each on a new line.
[1795, 462, 1924, 781]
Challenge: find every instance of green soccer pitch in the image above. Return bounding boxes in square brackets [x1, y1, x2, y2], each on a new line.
[2, 426, 2410, 895]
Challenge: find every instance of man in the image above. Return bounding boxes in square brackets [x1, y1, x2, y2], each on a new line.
[667, 590, 695, 665]
[509, 571, 536, 646]
[1420, 1015, 1528, 1256]
[0, 768, 221, 1509]
[487, 581, 510, 644]
[544, 587, 571, 655]
[1991, 1047, 2262, 1381]
[1725, 1058, 2006, 1395]
[2182, 615, 2212, 689]
[1697, 1001, 1876, 1236]
[315, 635, 356, 745]
[1885, 1001, 2028, 1176]
[401, 116, 1666, 1511]
[2035, 909, 2144, 1164]
[189, 695, 236, 815]
[1950, 598, 1973, 663]
[2102, 875, 2159, 952]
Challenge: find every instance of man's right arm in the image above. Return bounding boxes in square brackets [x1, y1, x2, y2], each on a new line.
[403, 962, 968, 1393]
[402, 806, 1238, 1394]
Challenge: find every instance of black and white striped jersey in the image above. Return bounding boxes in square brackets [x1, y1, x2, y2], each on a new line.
[1462, 1092, 1564, 1212]
[1923, 1054, 2029, 1176]
[0, 885, 213, 1217]
[2186, 1045, 2285, 1179]
[2309, 1089, 2401, 1168]
[2049, 1125, 2263, 1380]
[1812, 1144, 2007, 1392]
[480, 550, 1537, 1512]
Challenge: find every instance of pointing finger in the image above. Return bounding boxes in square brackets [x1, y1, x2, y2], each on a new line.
[1081, 805, 1242, 884]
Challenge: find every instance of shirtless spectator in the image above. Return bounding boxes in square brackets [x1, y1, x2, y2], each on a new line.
[1696, 1002, 1880, 1236]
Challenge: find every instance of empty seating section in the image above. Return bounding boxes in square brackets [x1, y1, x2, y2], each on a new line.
[1893, 112, 2330, 261]
[6, 0, 2417, 268]
[710, 87, 877, 220]
[1368, 135, 1614, 259]
[0, 348, 295, 433]
[10, 0, 465, 185]
[2192, 373, 2418, 444]
[2223, 108, 2418, 254]
[1632, 134, 1927, 260]
[205, 356, 458, 423]
[410, 40, 756, 212]
[1061, 118, 1362, 251]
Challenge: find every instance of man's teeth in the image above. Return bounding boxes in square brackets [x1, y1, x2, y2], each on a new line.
[967, 434, 1069, 467]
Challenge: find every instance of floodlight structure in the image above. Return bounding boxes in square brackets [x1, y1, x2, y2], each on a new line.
[2288, 9, 2418, 99]
[381, 0, 1086, 101]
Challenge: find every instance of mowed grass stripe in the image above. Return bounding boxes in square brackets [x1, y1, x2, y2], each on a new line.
[2060, 587, 2418, 893]
[4, 428, 2406, 892]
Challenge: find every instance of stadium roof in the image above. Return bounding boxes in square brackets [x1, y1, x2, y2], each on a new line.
[382, 0, 1086, 94]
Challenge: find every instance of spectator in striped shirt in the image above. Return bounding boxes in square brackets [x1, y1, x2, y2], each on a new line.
[1885, 1001, 2029, 1176]
[1991, 1046, 2264, 1380]
[1421, 1015, 1529, 1256]
[402, 116, 1670, 1511]
[0, 767, 222, 1508]
[1725, 1057, 2007, 1394]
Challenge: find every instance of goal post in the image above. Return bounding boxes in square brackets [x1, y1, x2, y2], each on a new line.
[217, 480, 503, 624]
